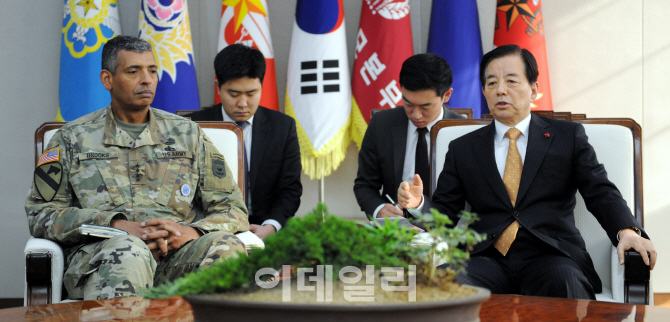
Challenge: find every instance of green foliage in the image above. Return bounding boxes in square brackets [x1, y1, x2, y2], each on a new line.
[407, 208, 486, 286]
[146, 203, 416, 298]
[146, 204, 485, 299]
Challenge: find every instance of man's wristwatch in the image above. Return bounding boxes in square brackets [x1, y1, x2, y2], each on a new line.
[629, 226, 642, 236]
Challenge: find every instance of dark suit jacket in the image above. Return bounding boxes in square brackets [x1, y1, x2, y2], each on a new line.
[185, 104, 302, 227]
[425, 114, 648, 293]
[354, 105, 465, 218]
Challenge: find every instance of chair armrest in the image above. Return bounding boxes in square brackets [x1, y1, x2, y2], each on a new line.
[624, 250, 650, 304]
[610, 246, 624, 302]
[24, 237, 65, 306]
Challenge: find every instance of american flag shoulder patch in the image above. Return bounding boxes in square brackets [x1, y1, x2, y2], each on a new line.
[37, 149, 60, 167]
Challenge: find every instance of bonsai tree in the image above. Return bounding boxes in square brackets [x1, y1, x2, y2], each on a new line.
[146, 203, 485, 299]
[406, 208, 485, 288]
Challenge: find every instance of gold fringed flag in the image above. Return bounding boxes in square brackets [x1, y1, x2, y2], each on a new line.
[285, 0, 352, 179]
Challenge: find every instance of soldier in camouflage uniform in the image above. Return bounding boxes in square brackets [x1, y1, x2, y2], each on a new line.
[25, 36, 249, 300]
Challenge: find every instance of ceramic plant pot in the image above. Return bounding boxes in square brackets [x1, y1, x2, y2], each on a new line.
[185, 286, 490, 322]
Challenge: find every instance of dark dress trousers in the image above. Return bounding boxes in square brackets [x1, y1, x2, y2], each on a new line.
[186, 104, 302, 227]
[354, 105, 465, 218]
[425, 114, 648, 294]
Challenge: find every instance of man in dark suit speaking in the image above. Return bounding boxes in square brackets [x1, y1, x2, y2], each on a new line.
[354, 54, 465, 221]
[398, 45, 656, 299]
[186, 44, 302, 239]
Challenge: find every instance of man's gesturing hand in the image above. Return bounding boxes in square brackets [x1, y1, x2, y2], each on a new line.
[398, 174, 424, 209]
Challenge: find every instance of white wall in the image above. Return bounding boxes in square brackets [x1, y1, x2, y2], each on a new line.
[1, 0, 668, 298]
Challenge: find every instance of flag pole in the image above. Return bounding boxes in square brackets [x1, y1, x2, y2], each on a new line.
[319, 163, 325, 203]
[319, 163, 325, 221]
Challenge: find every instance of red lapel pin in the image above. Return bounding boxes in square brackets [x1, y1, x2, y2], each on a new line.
[544, 133, 550, 138]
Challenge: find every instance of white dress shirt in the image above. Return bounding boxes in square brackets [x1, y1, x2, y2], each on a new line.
[221, 108, 282, 232]
[493, 114, 531, 177]
[416, 113, 531, 212]
[373, 107, 445, 219]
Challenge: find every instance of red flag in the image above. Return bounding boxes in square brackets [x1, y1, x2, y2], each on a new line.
[350, 0, 414, 148]
[215, 0, 278, 110]
[494, 0, 552, 111]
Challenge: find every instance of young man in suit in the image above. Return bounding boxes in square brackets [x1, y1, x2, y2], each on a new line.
[354, 54, 465, 220]
[398, 45, 656, 299]
[186, 44, 302, 239]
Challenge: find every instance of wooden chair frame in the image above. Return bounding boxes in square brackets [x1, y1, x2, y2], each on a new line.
[370, 107, 474, 119]
[34, 122, 65, 166]
[196, 121, 245, 195]
[450, 108, 474, 119]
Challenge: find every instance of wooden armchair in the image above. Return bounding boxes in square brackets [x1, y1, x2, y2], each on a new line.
[25, 121, 246, 305]
[429, 112, 651, 304]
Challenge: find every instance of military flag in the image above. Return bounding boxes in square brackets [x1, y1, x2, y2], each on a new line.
[57, 0, 121, 121]
[428, 0, 487, 118]
[494, 0, 552, 110]
[139, 0, 200, 113]
[286, 0, 351, 179]
[350, 0, 413, 148]
[215, 0, 278, 110]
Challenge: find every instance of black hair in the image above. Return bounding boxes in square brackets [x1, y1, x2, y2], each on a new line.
[480, 44, 538, 87]
[214, 44, 266, 87]
[399, 53, 453, 97]
[101, 35, 152, 75]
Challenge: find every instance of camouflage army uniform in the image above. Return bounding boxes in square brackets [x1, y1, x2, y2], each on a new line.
[25, 106, 249, 300]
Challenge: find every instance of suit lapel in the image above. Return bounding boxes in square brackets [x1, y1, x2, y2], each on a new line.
[214, 103, 224, 120]
[392, 109, 407, 187]
[476, 123, 513, 208]
[249, 108, 269, 191]
[516, 114, 552, 205]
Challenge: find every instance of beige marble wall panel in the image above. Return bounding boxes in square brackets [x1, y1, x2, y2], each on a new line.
[643, 0, 670, 293]
[542, 0, 643, 122]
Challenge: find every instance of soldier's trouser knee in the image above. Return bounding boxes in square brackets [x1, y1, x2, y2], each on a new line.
[64, 235, 156, 300]
[153, 231, 246, 286]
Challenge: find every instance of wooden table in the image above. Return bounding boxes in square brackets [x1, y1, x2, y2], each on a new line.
[2, 294, 669, 321]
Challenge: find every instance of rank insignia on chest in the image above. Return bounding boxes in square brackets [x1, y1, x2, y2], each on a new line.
[34, 162, 63, 202]
[212, 158, 226, 178]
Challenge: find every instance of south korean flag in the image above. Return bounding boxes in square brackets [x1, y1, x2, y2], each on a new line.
[285, 0, 352, 179]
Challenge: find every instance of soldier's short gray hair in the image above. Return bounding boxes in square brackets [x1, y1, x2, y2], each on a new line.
[101, 36, 152, 75]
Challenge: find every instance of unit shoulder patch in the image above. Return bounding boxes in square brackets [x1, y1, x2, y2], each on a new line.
[34, 162, 63, 202]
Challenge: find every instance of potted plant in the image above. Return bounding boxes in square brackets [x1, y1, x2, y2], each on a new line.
[147, 204, 489, 322]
